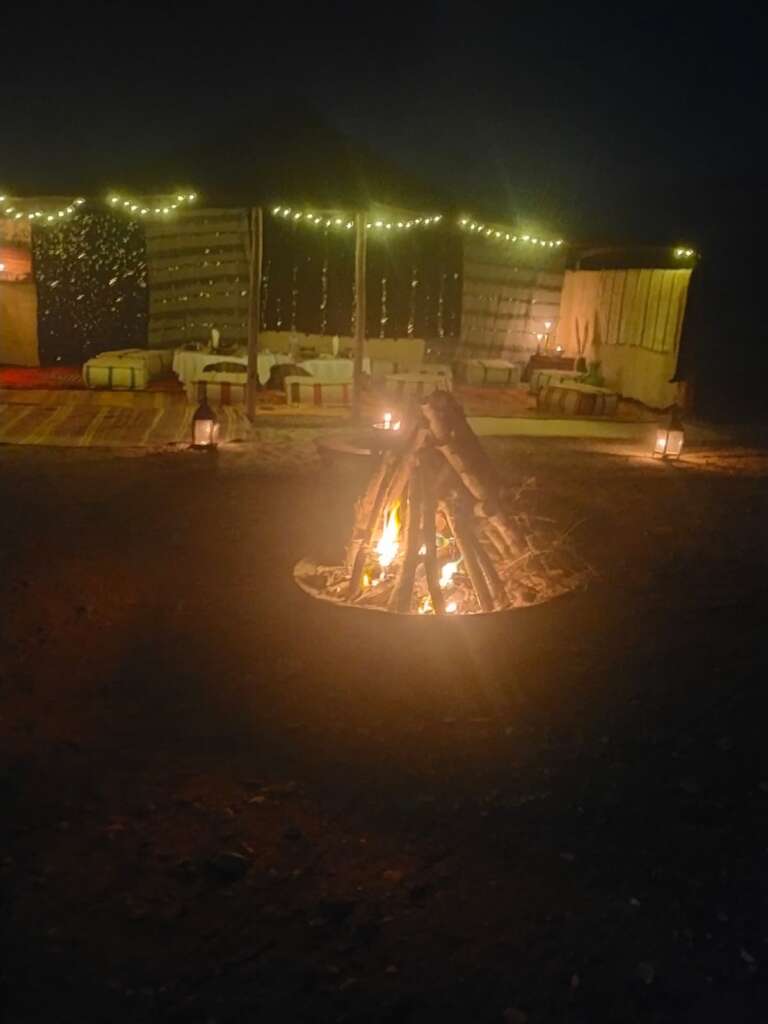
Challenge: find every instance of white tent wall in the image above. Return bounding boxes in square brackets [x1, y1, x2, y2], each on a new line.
[556, 267, 692, 408]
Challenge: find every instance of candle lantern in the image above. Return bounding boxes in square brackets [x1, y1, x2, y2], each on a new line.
[653, 406, 684, 460]
[192, 397, 220, 449]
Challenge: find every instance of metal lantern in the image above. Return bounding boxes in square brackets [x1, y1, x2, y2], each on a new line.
[653, 405, 684, 460]
[192, 397, 219, 449]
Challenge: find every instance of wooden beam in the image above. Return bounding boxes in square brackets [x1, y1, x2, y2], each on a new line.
[246, 206, 263, 421]
[352, 210, 367, 423]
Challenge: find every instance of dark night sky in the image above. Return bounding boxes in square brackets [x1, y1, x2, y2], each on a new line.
[3, 5, 765, 242]
[3, 3, 767, 411]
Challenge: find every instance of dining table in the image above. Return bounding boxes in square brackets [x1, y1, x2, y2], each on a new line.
[172, 348, 291, 387]
[297, 356, 370, 381]
[173, 349, 369, 387]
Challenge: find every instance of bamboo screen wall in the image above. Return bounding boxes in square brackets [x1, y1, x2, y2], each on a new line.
[144, 207, 250, 349]
[459, 239, 565, 359]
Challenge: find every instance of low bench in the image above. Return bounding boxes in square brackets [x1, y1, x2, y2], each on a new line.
[529, 368, 586, 394]
[383, 370, 452, 400]
[83, 348, 173, 390]
[186, 372, 247, 405]
[538, 380, 619, 417]
[285, 376, 353, 406]
[463, 359, 521, 388]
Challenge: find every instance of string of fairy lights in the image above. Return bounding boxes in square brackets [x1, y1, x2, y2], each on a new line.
[271, 205, 443, 231]
[0, 195, 86, 221]
[459, 217, 564, 249]
[107, 192, 198, 216]
[0, 188, 700, 259]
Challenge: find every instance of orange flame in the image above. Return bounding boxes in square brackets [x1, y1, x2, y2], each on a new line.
[375, 502, 401, 568]
[439, 560, 460, 589]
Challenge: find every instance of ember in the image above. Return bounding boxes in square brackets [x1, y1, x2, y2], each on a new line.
[295, 392, 589, 615]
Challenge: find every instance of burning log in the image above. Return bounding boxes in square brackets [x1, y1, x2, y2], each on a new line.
[295, 391, 587, 615]
[421, 391, 524, 558]
[390, 468, 424, 612]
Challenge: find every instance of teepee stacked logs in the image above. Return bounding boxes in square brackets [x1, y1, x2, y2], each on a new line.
[344, 391, 526, 614]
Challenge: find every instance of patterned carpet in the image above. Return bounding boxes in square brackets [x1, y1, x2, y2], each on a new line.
[0, 401, 255, 447]
[0, 365, 84, 389]
[0, 365, 191, 394]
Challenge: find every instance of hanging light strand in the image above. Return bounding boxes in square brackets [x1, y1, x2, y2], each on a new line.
[1, 195, 86, 223]
[271, 206, 443, 232]
[458, 217, 564, 249]
[107, 192, 198, 218]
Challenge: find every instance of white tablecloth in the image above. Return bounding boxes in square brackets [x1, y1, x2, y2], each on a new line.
[172, 349, 290, 386]
[298, 357, 370, 382]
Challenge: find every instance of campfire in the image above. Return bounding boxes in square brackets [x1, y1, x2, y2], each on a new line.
[295, 392, 588, 615]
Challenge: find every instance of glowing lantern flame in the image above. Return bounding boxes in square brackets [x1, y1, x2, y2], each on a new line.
[376, 411, 401, 431]
[439, 560, 460, 589]
[375, 503, 400, 568]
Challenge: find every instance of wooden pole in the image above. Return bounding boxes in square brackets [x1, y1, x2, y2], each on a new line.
[246, 206, 263, 421]
[390, 467, 424, 613]
[421, 454, 445, 615]
[352, 210, 367, 423]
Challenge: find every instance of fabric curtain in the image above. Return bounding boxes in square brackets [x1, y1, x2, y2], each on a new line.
[0, 282, 39, 366]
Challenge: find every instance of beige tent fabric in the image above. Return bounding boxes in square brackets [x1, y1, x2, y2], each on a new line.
[556, 268, 691, 408]
[0, 282, 39, 367]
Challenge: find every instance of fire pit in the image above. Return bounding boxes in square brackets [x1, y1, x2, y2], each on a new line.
[295, 392, 588, 615]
